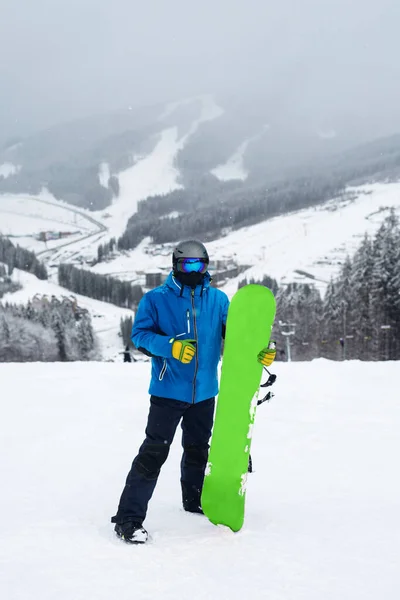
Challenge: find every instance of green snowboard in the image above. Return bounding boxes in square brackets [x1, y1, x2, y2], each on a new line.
[201, 284, 276, 532]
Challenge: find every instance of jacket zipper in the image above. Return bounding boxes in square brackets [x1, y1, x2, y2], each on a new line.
[191, 290, 198, 404]
[159, 359, 167, 381]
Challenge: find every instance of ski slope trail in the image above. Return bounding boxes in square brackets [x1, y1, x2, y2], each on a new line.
[0, 192, 108, 260]
[0, 360, 399, 600]
[89, 181, 400, 295]
[96, 94, 224, 240]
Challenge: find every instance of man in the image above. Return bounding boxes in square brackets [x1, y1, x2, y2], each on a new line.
[111, 240, 276, 543]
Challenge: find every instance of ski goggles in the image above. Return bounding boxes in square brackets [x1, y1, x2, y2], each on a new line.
[176, 258, 208, 274]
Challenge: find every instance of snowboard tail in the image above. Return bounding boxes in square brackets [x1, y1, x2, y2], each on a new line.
[201, 284, 276, 531]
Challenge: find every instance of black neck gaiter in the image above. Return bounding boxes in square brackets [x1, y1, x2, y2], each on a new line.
[174, 271, 205, 288]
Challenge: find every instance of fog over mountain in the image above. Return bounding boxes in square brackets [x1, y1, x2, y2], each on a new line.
[1, 0, 400, 146]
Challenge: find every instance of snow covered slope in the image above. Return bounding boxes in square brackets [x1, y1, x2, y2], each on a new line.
[2, 270, 132, 359]
[3, 181, 400, 337]
[212, 182, 400, 295]
[0, 163, 20, 178]
[95, 95, 224, 239]
[0, 192, 131, 358]
[0, 360, 399, 599]
[0, 190, 107, 259]
[0, 96, 225, 254]
[211, 125, 270, 182]
[91, 182, 400, 295]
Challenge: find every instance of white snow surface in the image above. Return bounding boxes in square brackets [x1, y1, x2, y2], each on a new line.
[0, 190, 106, 256]
[92, 182, 400, 296]
[211, 126, 270, 182]
[0, 162, 20, 178]
[2, 181, 400, 360]
[91, 236, 169, 281]
[0, 359, 399, 599]
[100, 128, 183, 239]
[211, 139, 249, 181]
[98, 162, 111, 188]
[2, 269, 132, 359]
[212, 182, 400, 296]
[97, 95, 224, 240]
[0, 95, 224, 259]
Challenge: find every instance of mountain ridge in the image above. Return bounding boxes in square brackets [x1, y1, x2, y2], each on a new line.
[4, 94, 397, 213]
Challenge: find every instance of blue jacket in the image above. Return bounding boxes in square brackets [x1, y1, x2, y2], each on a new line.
[131, 272, 229, 403]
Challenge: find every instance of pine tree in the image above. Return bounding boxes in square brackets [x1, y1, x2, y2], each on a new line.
[321, 280, 342, 360]
[350, 235, 374, 359]
[52, 316, 68, 361]
[120, 315, 133, 347]
[334, 256, 354, 359]
[77, 313, 96, 360]
[371, 210, 400, 359]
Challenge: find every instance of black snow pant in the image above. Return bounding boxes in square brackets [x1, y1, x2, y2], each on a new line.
[113, 395, 215, 526]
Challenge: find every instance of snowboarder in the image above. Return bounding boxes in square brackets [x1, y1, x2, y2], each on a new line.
[123, 344, 132, 363]
[111, 240, 276, 543]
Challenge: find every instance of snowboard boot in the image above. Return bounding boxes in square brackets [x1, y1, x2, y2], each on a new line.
[183, 503, 204, 515]
[111, 517, 148, 544]
[182, 481, 204, 515]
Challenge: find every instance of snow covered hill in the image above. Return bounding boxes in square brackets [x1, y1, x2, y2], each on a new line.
[0, 92, 342, 209]
[2, 181, 400, 354]
[91, 181, 400, 295]
[2, 270, 132, 360]
[0, 189, 107, 260]
[211, 182, 400, 295]
[0, 163, 20, 178]
[0, 96, 226, 255]
[98, 95, 223, 240]
[2, 93, 400, 297]
[0, 360, 399, 599]
[2, 179, 400, 361]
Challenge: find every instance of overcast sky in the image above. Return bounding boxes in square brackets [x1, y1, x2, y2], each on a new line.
[1, 0, 400, 140]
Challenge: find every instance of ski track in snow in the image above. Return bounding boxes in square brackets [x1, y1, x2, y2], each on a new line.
[0, 360, 399, 599]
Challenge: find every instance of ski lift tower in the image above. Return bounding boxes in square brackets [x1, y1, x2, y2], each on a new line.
[278, 320, 296, 362]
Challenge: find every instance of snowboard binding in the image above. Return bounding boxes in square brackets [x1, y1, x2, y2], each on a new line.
[257, 368, 277, 405]
[248, 368, 277, 473]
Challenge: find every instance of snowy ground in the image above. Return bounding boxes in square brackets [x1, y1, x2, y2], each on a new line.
[0, 360, 399, 600]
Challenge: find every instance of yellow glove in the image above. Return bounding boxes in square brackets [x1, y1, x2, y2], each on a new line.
[171, 339, 197, 364]
[257, 341, 276, 367]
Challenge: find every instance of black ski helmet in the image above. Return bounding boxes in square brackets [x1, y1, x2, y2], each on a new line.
[172, 240, 209, 271]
